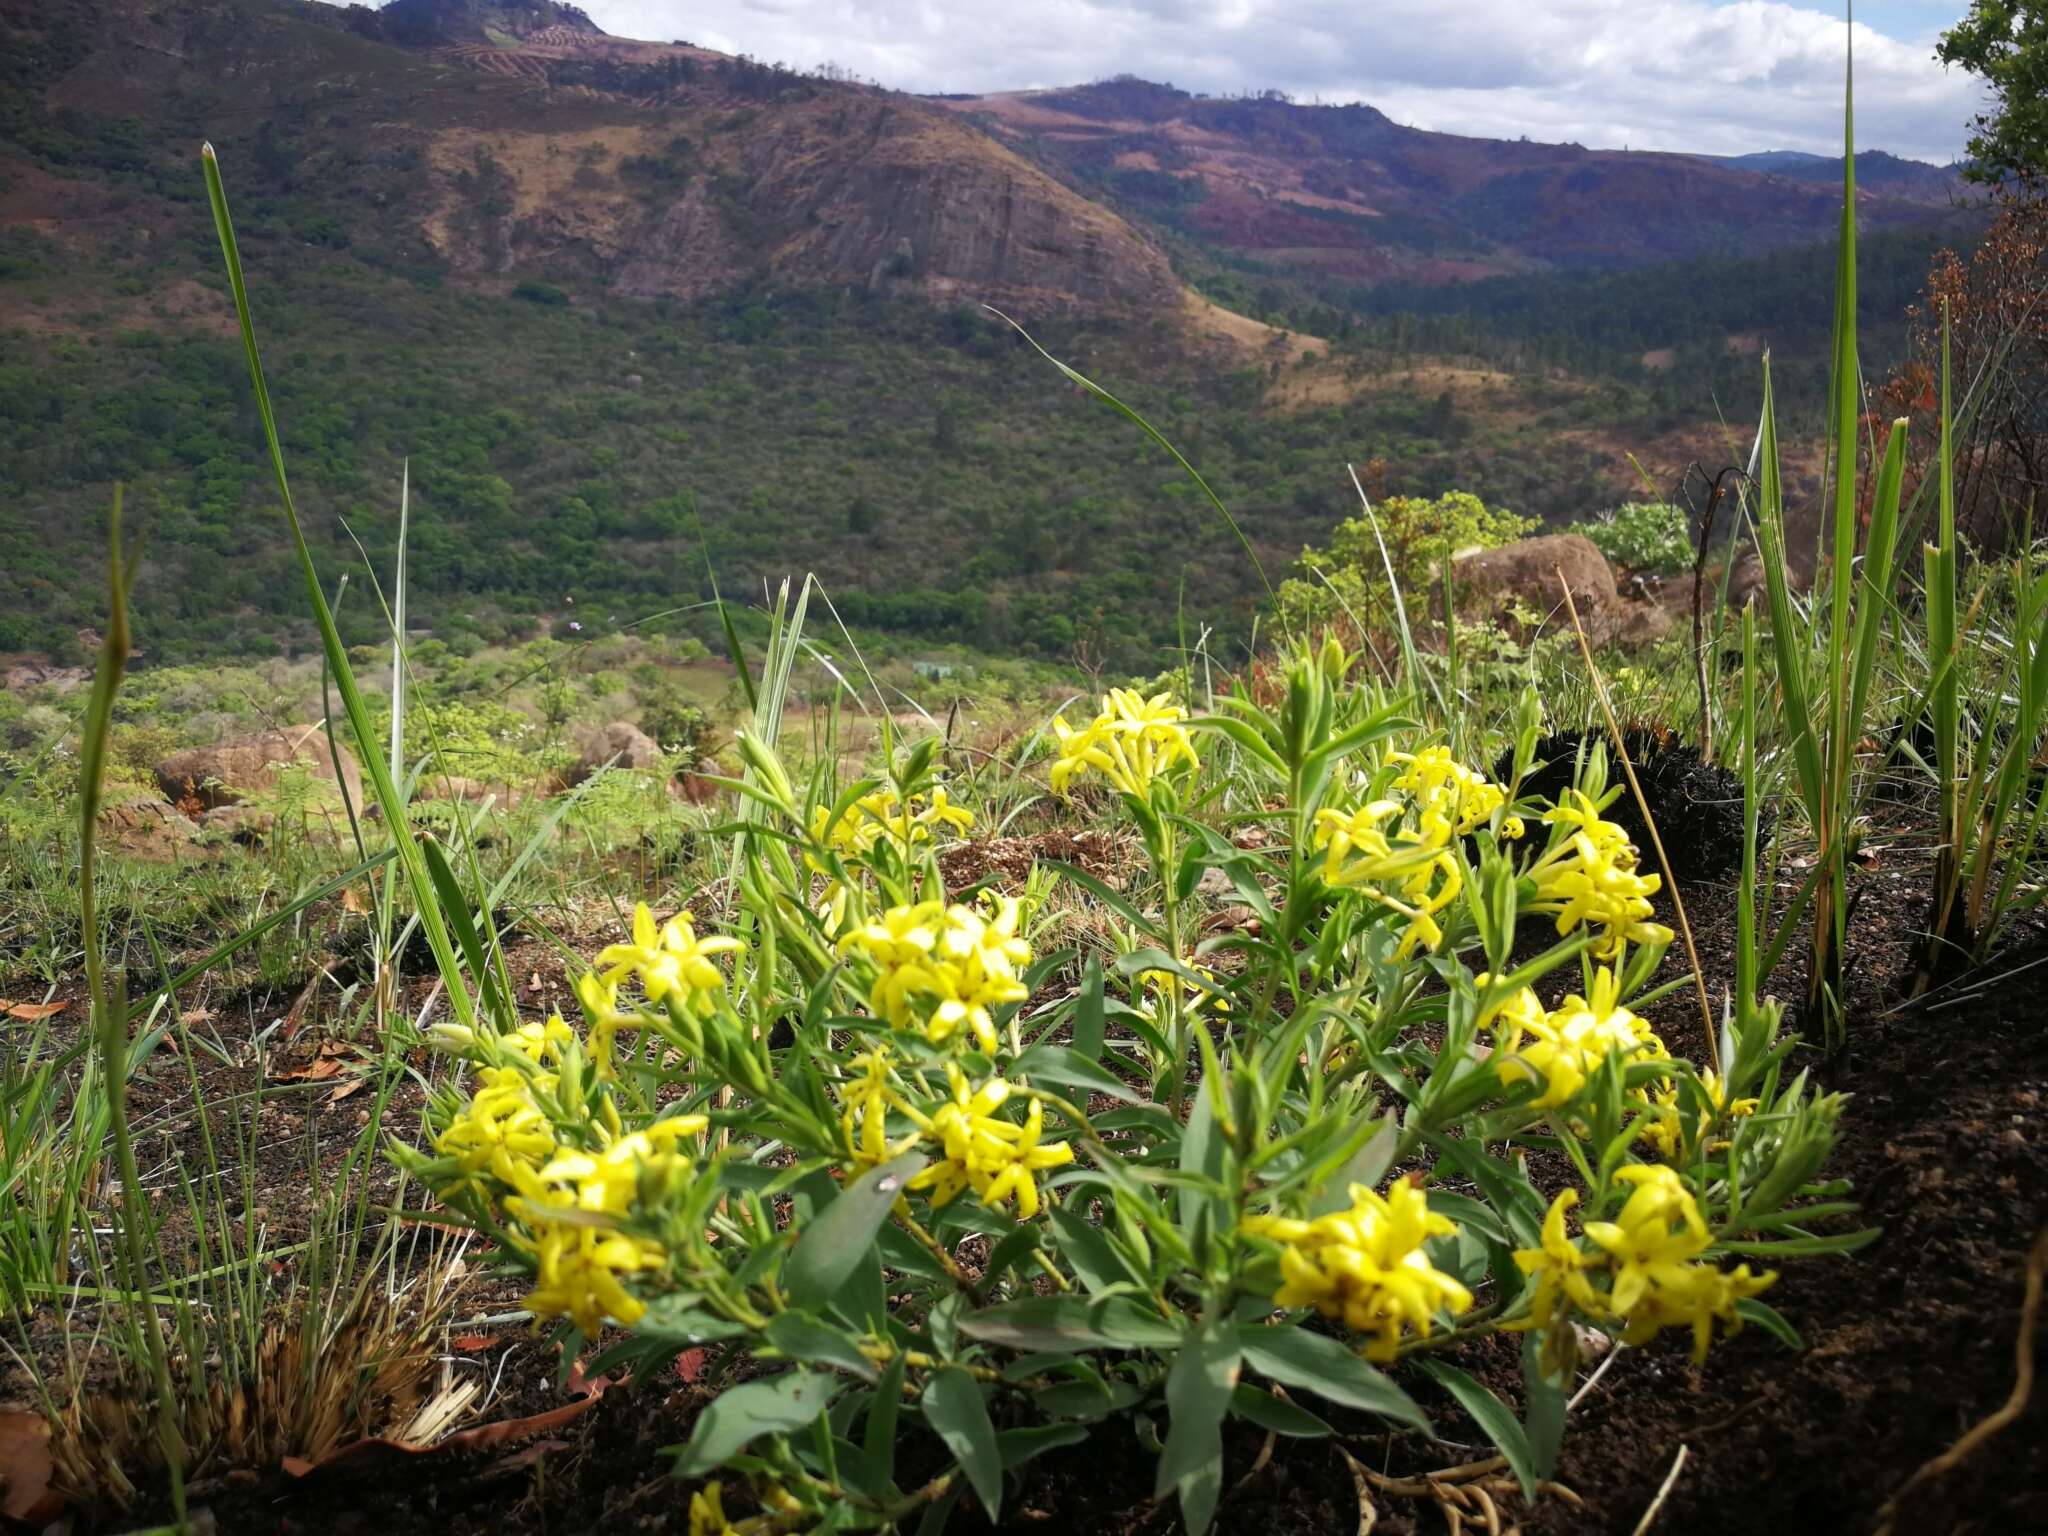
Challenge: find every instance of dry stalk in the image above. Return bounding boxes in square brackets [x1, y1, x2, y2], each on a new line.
[1556, 570, 1718, 1071]
[1874, 1228, 2048, 1536]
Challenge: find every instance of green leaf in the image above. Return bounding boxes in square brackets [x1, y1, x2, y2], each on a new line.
[764, 1311, 879, 1383]
[1520, 1332, 1566, 1481]
[783, 1150, 927, 1311]
[1308, 1116, 1397, 1216]
[1416, 1359, 1537, 1500]
[1073, 953, 1106, 1061]
[1229, 1384, 1331, 1438]
[1736, 1297, 1805, 1352]
[1013, 1043, 1148, 1105]
[959, 1294, 1183, 1353]
[1155, 1316, 1241, 1536]
[672, 1370, 834, 1477]
[861, 1351, 906, 1493]
[1046, 1204, 1135, 1297]
[996, 1423, 1089, 1469]
[1237, 1324, 1429, 1431]
[923, 1368, 1002, 1519]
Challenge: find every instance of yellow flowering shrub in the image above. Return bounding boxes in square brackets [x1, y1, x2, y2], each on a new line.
[394, 656, 1856, 1536]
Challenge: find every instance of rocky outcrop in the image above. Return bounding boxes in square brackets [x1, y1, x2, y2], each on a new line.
[570, 720, 661, 784]
[155, 726, 363, 813]
[1453, 534, 1619, 639]
[98, 796, 201, 861]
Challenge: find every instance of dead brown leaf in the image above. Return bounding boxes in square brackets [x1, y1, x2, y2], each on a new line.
[2, 1000, 68, 1022]
[0, 1408, 62, 1524]
[279, 1374, 612, 1478]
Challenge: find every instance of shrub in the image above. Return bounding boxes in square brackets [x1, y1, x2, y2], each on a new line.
[1567, 501, 1693, 575]
[1276, 490, 1536, 629]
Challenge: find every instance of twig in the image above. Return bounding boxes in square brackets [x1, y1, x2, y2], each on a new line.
[1556, 572, 1719, 1070]
[1568, 1344, 1625, 1412]
[1874, 1228, 2048, 1536]
[1629, 1444, 1689, 1536]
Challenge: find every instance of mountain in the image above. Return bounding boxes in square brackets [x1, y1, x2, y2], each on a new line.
[1698, 149, 1963, 199]
[933, 77, 1970, 287]
[0, 0, 1969, 669]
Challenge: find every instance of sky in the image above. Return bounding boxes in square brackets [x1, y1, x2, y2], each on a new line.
[452, 0, 1987, 162]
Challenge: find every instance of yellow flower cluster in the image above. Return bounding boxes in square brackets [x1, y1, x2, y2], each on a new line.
[837, 897, 1031, 1055]
[1049, 688, 1199, 799]
[432, 1010, 708, 1335]
[1489, 966, 1667, 1109]
[505, 1115, 708, 1335]
[1242, 1180, 1474, 1362]
[841, 1054, 1074, 1219]
[1513, 1168, 1776, 1364]
[1637, 1069, 1760, 1161]
[1525, 792, 1674, 960]
[1309, 750, 1516, 958]
[807, 785, 973, 869]
[1391, 746, 1525, 841]
[596, 903, 744, 1016]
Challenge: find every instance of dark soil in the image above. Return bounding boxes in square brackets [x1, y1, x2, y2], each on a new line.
[33, 872, 2048, 1536]
[1502, 729, 1769, 885]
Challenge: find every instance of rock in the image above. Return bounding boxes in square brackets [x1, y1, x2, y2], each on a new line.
[1454, 533, 1619, 640]
[155, 726, 363, 813]
[415, 774, 513, 806]
[97, 796, 200, 861]
[569, 721, 661, 785]
[198, 804, 275, 845]
[1614, 600, 1677, 647]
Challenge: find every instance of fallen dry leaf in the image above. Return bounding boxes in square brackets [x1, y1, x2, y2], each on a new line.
[340, 884, 372, 915]
[325, 1077, 368, 1105]
[0, 1408, 62, 1524]
[674, 1347, 708, 1384]
[280, 1374, 612, 1478]
[2, 1000, 68, 1022]
[449, 1334, 497, 1353]
[179, 1006, 216, 1027]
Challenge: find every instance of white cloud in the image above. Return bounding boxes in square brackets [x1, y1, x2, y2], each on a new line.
[538, 0, 1986, 161]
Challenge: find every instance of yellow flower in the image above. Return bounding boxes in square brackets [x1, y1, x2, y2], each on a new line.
[1494, 966, 1665, 1109]
[435, 1066, 559, 1190]
[1139, 957, 1231, 1016]
[596, 903, 745, 1013]
[1638, 1070, 1761, 1161]
[504, 1114, 707, 1336]
[1390, 746, 1522, 841]
[1525, 793, 1674, 960]
[1310, 801, 1463, 958]
[505, 1013, 576, 1067]
[839, 1046, 921, 1168]
[1242, 1180, 1473, 1362]
[1506, 1189, 1606, 1340]
[1581, 1165, 1775, 1363]
[807, 785, 974, 871]
[1049, 688, 1199, 799]
[838, 898, 1031, 1054]
[903, 1067, 1074, 1220]
[688, 1482, 734, 1536]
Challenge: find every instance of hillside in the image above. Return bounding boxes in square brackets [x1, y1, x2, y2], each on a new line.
[935, 77, 1969, 286]
[0, 0, 1971, 671]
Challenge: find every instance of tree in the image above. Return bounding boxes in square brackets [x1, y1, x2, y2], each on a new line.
[1941, 3, 2048, 187]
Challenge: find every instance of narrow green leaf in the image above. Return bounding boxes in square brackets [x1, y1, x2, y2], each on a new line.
[1416, 1359, 1537, 1500]
[1229, 1384, 1331, 1438]
[672, 1371, 834, 1476]
[1073, 953, 1106, 1061]
[784, 1150, 927, 1311]
[1155, 1316, 1240, 1536]
[861, 1352, 907, 1493]
[764, 1311, 879, 1383]
[923, 1368, 1003, 1519]
[1237, 1324, 1429, 1431]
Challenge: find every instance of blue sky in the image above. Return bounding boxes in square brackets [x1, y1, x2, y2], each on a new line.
[386, 2, 1988, 161]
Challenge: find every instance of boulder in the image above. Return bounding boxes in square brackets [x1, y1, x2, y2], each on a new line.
[97, 796, 200, 861]
[569, 721, 661, 785]
[156, 725, 363, 813]
[1453, 534, 1619, 639]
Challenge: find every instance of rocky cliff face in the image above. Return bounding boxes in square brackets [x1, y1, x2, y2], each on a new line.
[414, 91, 1182, 316]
